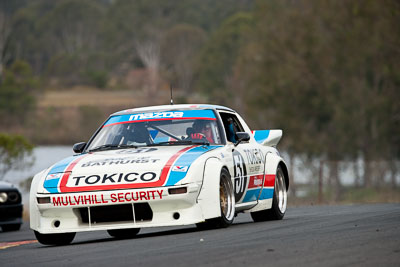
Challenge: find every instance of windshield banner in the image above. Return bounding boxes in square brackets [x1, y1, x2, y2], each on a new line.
[104, 109, 217, 127]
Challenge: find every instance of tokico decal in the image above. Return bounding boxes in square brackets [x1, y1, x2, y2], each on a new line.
[70, 172, 158, 186]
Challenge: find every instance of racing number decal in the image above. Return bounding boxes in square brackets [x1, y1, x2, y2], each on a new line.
[233, 150, 247, 202]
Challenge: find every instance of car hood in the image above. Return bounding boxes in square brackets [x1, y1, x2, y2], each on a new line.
[42, 145, 221, 193]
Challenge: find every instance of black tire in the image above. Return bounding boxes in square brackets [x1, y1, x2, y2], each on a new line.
[251, 166, 287, 222]
[34, 231, 76, 246]
[197, 168, 235, 229]
[107, 228, 140, 239]
[1, 224, 21, 232]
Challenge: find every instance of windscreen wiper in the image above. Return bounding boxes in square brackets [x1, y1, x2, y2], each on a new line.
[88, 144, 137, 152]
[147, 140, 210, 146]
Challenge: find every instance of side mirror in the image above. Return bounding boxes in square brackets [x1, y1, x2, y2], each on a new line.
[234, 132, 250, 146]
[73, 142, 86, 153]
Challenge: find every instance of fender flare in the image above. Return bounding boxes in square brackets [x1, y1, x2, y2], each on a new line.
[264, 152, 289, 191]
[30, 169, 47, 231]
[197, 157, 225, 220]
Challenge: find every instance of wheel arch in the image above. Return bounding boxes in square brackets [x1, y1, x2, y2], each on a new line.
[278, 161, 289, 191]
[197, 157, 225, 220]
[264, 152, 289, 191]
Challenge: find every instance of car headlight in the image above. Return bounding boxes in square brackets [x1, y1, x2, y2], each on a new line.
[0, 192, 7, 203]
[0, 191, 20, 203]
[7, 191, 20, 203]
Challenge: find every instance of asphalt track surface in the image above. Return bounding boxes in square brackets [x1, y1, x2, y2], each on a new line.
[1, 204, 399, 267]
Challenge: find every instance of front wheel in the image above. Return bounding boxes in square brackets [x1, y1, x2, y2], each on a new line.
[34, 231, 76, 246]
[251, 166, 287, 222]
[197, 168, 235, 229]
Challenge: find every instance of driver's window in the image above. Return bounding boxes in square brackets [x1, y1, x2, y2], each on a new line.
[219, 112, 244, 143]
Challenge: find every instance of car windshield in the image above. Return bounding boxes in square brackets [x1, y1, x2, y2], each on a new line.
[87, 109, 222, 151]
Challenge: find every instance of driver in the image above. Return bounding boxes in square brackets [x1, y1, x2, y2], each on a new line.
[125, 123, 151, 144]
[191, 120, 214, 143]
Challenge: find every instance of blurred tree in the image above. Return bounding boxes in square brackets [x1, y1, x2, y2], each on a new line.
[39, 0, 106, 87]
[243, 0, 400, 194]
[0, 133, 34, 180]
[195, 12, 254, 108]
[0, 60, 39, 125]
[161, 24, 206, 93]
[0, 10, 11, 78]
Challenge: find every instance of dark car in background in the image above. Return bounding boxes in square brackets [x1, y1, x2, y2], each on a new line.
[0, 181, 23, 232]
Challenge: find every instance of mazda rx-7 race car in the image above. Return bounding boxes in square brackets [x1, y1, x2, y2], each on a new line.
[30, 104, 289, 245]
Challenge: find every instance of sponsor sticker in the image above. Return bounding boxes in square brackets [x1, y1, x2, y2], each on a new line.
[68, 172, 158, 187]
[51, 189, 164, 206]
[171, 166, 188, 172]
[46, 173, 62, 180]
[80, 156, 160, 167]
[129, 111, 184, 121]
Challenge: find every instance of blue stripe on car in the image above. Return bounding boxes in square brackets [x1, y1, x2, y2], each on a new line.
[243, 188, 262, 202]
[253, 130, 270, 144]
[43, 155, 81, 193]
[243, 187, 274, 202]
[259, 188, 274, 200]
[165, 145, 222, 186]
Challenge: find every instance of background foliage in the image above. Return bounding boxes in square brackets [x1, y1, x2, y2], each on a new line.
[0, 0, 398, 201]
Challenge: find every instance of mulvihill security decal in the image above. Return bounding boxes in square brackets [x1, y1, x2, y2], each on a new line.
[51, 190, 164, 207]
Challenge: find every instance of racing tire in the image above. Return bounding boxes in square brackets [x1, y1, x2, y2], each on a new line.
[107, 228, 140, 239]
[1, 224, 21, 232]
[34, 231, 76, 246]
[251, 166, 287, 222]
[197, 168, 235, 229]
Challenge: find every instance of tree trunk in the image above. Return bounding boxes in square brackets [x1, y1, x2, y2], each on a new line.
[318, 160, 324, 204]
[329, 161, 342, 202]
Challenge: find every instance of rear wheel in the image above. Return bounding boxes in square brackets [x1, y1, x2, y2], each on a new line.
[34, 231, 76, 245]
[197, 168, 235, 229]
[107, 228, 140, 239]
[251, 166, 287, 222]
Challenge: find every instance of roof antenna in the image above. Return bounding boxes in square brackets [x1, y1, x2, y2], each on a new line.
[170, 84, 174, 105]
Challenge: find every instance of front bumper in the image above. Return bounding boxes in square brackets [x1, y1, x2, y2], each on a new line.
[31, 184, 205, 234]
[0, 203, 23, 226]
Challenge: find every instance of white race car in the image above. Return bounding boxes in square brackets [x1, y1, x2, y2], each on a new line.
[30, 104, 289, 245]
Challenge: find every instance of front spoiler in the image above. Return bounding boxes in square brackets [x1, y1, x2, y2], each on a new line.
[31, 184, 207, 234]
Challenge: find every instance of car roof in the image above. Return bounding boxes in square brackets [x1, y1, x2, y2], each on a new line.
[111, 104, 235, 116]
[0, 181, 17, 190]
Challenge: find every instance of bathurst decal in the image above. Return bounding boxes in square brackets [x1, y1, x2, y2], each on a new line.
[80, 156, 160, 167]
[51, 190, 164, 206]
